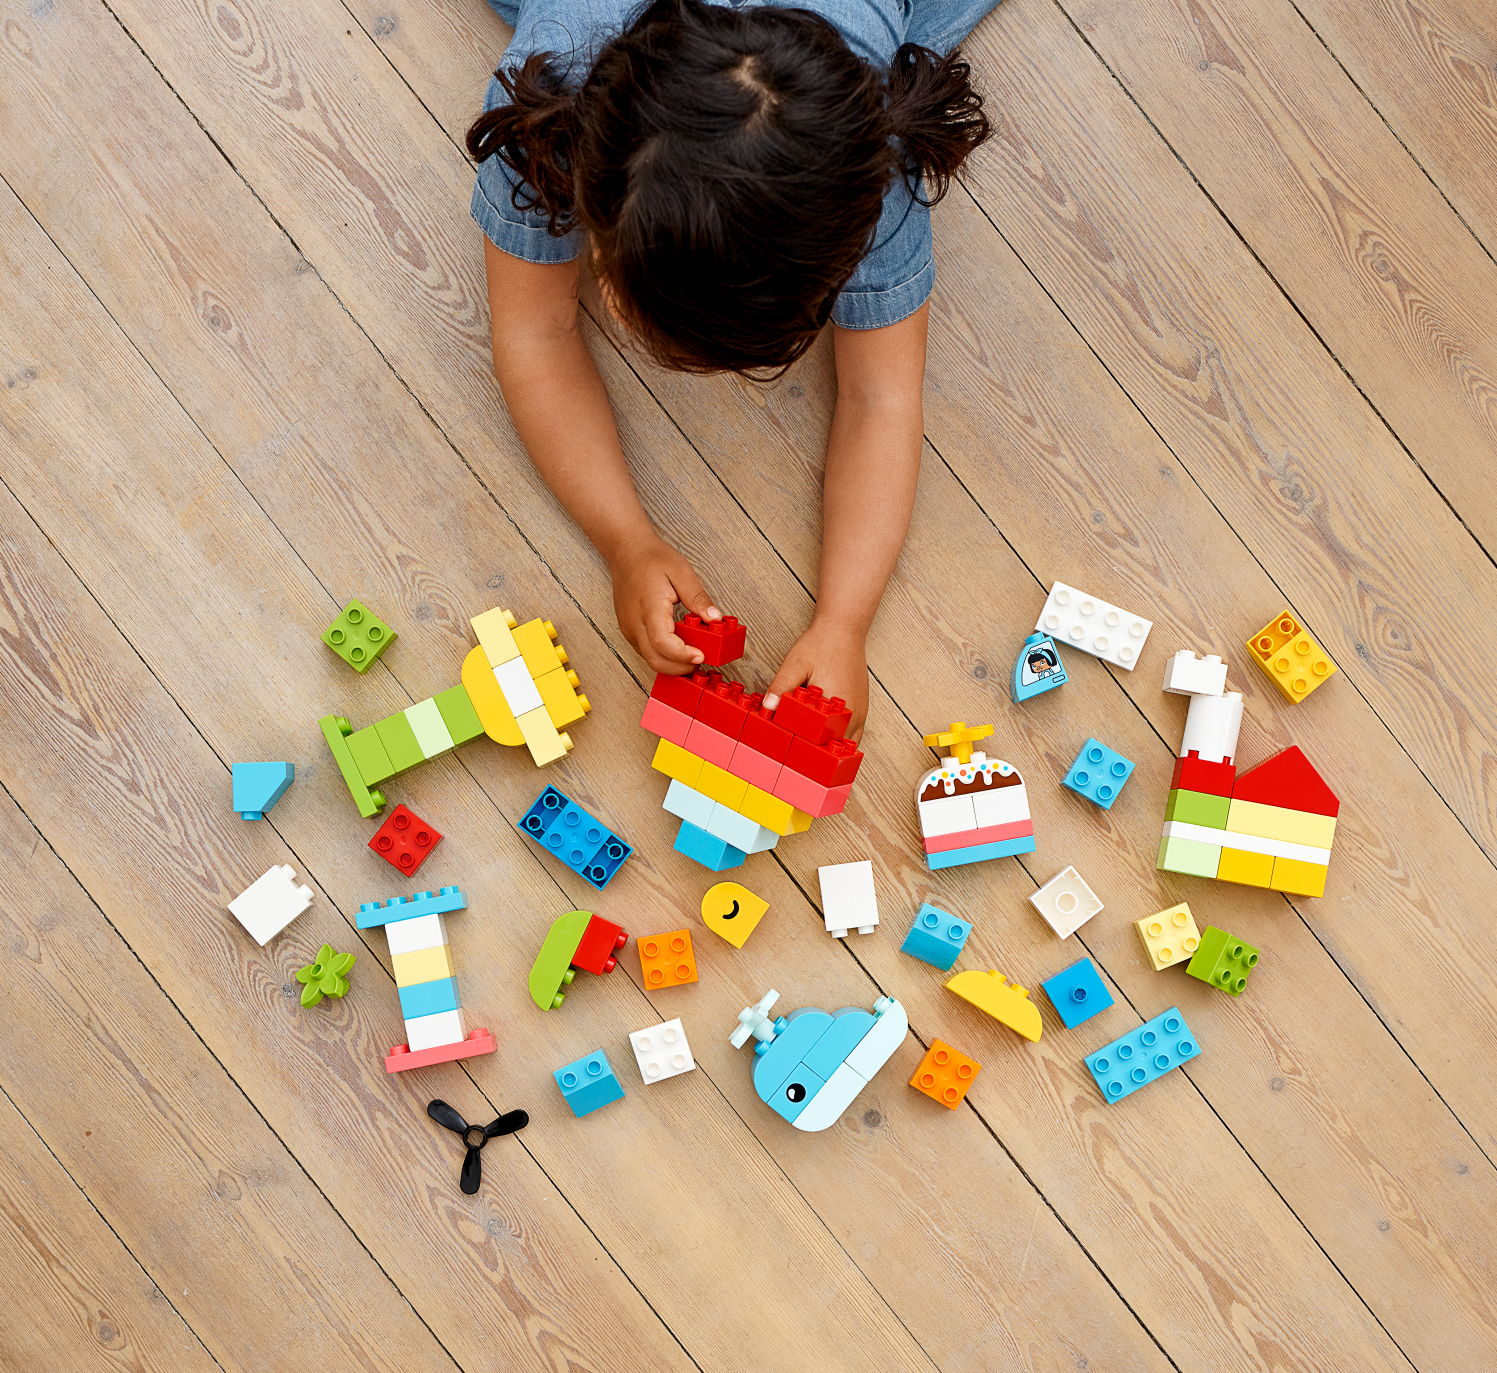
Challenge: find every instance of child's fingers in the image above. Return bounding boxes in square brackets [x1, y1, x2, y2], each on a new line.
[762, 655, 813, 712]
[643, 601, 704, 672]
[669, 565, 721, 624]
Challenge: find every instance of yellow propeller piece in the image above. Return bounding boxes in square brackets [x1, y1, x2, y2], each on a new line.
[921, 721, 994, 766]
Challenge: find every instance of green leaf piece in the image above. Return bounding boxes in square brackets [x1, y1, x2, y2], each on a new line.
[296, 943, 357, 1008]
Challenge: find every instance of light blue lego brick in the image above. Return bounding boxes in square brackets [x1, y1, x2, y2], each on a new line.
[1062, 737, 1136, 810]
[701, 803, 780, 854]
[518, 784, 632, 890]
[801, 1008, 877, 1081]
[232, 762, 294, 819]
[396, 976, 461, 1019]
[1041, 957, 1114, 1029]
[554, 1050, 626, 1118]
[357, 885, 467, 929]
[899, 902, 970, 971]
[764, 1061, 825, 1125]
[1086, 1007, 1199, 1103]
[673, 820, 747, 872]
[925, 834, 1037, 870]
[1011, 632, 1067, 704]
[662, 779, 716, 829]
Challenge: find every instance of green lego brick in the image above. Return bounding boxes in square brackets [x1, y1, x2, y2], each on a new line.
[322, 599, 396, 672]
[1164, 787, 1231, 829]
[346, 726, 396, 784]
[318, 715, 386, 819]
[1156, 834, 1221, 879]
[405, 697, 456, 759]
[1186, 925, 1259, 996]
[374, 712, 425, 774]
[433, 684, 485, 746]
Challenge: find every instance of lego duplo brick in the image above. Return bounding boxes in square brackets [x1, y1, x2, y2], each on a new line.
[1011, 631, 1067, 703]
[1028, 866, 1103, 939]
[1156, 833, 1222, 879]
[384, 912, 450, 956]
[649, 666, 717, 717]
[386, 1027, 495, 1074]
[1230, 746, 1340, 816]
[910, 1041, 982, 1109]
[1165, 788, 1231, 829]
[1135, 903, 1201, 971]
[818, 860, 878, 937]
[927, 833, 1036, 870]
[227, 865, 313, 946]
[917, 752, 1034, 868]
[695, 761, 750, 811]
[676, 613, 746, 666]
[629, 1019, 697, 1082]
[640, 696, 693, 747]
[433, 684, 486, 746]
[1172, 752, 1237, 797]
[699, 803, 780, 855]
[374, 712, 427, 775]
[514, 704, 573, 767]
[1161, 650, 1228, 697]
[494, 655, 545, 716]
[397, 976, 461, 1020]
[1035, 581, 1152, 670]
[232, 762, 294, 820]
[662, 778, 717, 830]
[345, 725, 396, 785]
[1062, 738, 1135, 809]
[391, 944, 455, 987]
[517, 785, 632, 891]
[1215, 846, 1276, 888]
[944, 970, 1042, 1041]
[652, 737, 704, 789]
[323, 599, 396, 672]
[1247, 610, 1337, 704]
[684, 717, 739, 769]
[701, 882, 769, 948]
[470, 606, 521, 666]
[1040, 957, 1114, 1029]
[368, 803, 443, 876]
[695, 681, 757, 739]
[638, 930, 698, 989]
[1271, 856, 1328, 898]
[1179, 690, 1244, 765]
[570, 914, 628, 974]
[511, 617, 568, 679]
[403, 1008, 467, 1054]
[1225, 799, 1337, 849]
[726, 739, 783, 792]
[899, 903, 970, 971]
[783, 735, 863, 789]
[554, 1050, 626, 1117]
[1160, 821, 1330, 868]
[773, 686, 852, 746]
[356, 885, 467, 930]
[736, 785, 813, 837]
[403, 697, 456, 759]
[739, 706, 794, 763]
[534, 666, 590, 728]
[674, 820, 746, 871]
[1186, 926, 1259, 996]
[1086, 1008, 1198, 1103]
[773, 769, 852, 818]
[319, 715, 386, 819]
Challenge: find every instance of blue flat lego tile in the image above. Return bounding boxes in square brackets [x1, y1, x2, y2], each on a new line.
[1011, 632, 1067, 704]
[357, 885, 467, 929]
[1041, 957, 1114, 1029]
[232, 761, 294, 819]
[674, 820, 746, 872]
[519, 785, 632, 889]
[554, 1050, 625, 1117]
[1062, 737, 1136, 810]
[1086, 1007, 1199, 1103]
[396, 976, 461, 1019]
[925, 834, 1037, 870]
[899, 903, 970, 971]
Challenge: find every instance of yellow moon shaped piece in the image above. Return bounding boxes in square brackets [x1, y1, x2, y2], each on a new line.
[700, 882, 769, 948]
[945, 969, 1043, 1042]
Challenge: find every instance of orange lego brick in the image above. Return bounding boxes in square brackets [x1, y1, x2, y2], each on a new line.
[637, 930, 698, 989]
[910, 1040, 982, 1109]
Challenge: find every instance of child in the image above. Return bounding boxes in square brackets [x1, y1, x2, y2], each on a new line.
[468, 0, 997, 738]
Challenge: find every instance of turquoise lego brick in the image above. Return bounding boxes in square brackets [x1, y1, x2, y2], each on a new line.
[801, 1008, 878, 1080]
[357, 885, 467, 930]
[232, 762, 293, 820]
[674, 820, 747, 872]
[1086, 1007, 1199, 1103]
[1011, 631, 1067, 703]
[397, 977, 460, 1019]
[765, 1061, 825, 1125]
[554, 1050, 625, 1118]
[1041, 958, 1114, 1029]
[926, 833, 1036, 870]
[899, 903, 970, 971]
[1062, 737, 1136, 809]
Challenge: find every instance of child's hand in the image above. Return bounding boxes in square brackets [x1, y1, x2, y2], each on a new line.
[610, 532, 723, 675]
[763, 619, 870, 743]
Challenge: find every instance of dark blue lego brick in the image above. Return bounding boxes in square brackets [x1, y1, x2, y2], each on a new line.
[554, 1049, 625, 1117]
[1062, 737, 1136, 809]
[1041, 957, 1114, 1029]
[899, 903, 970, 971]
[518, 785, 632, 890]
[1086, 1007, 1199, 1103]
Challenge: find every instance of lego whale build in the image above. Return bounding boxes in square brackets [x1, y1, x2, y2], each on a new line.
[915, 722, 1036, 871]
[729, 990, 907, 1131]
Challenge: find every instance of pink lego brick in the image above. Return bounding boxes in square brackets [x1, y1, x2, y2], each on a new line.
[923, 819, 1034, 855]
[385, 1028, 496, 1074]
[640, 696, 693, 747]
[684, 717, 737, 769]
[727, 739, 784, 792]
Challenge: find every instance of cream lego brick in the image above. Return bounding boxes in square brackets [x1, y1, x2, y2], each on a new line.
[1135, 903, 1201, 971]
[1161, 820, 1331, 866]
[1035, 581, 1153, 670]
[470, 606, 520, 666]
[404, 697, 456, 759]
[383, 911, 450, 956]
[515, 705, 572, 766]
[403, 1007, 467, 1053]
[493, 655, 544, 716]
[818, 860, 879, 938]
[1179, 690, 1244, 764]
[227, 865, 312, 946]
[1029, 866, 1103, 939]
[1161, 650, 1228, 697]
[391, 944, 456, 987]
[1226, 799, 1338, 849]
[917, 793, 977, 839]
[629, 1018, 696, 1083]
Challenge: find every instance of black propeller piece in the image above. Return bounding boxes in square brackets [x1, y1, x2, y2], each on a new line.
[427, 1099, 529, 1194]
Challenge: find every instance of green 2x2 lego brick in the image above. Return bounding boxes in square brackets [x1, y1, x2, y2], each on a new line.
[1186, 926, 1259, 996]
[322, 600, 396, 672]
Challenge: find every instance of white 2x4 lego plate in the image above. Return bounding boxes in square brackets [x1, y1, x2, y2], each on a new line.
[1036, 582, 1153, 670]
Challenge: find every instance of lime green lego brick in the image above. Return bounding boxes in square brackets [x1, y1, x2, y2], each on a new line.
[374, 712, 425, 774]
[433, 684, 486, 746]
[1156, 834, 1221, 879]
[345, 726, 396, 785]
[1186, 925, 1259, 996]
[322, 599, 396, 672]
[318, 715, 385, 819]
[405, 697, 456, 759]
[1164, 788, 1231, 829]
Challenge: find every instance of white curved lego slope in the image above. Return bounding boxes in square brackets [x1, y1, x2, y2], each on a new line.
[793, 997, 908, 1132]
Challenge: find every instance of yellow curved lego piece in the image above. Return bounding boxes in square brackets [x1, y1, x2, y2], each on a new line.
[945, 969, 1042, 1042]
[461, 645, 524, 746]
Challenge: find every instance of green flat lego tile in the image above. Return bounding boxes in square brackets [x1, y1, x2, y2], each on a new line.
[405, 697, 456, 759]
[1164, 788, 1231, 829]
[318, 715, 385, 818]
[346, 726, 396, 784]
[322, 599, 396, 672]
[1186, 925, 1259, 996]
[374, 712, 425, 774]
[1156, 833, 1221, 879]
[434, 684, 485, 746]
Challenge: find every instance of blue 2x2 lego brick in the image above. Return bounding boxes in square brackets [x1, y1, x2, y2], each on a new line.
[518, 786, 632, 890]
[899, 903, 970, 971]
[1062, 737, 1136, 809]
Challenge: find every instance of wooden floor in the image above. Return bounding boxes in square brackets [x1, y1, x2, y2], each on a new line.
[3, 0, 1496, 1367]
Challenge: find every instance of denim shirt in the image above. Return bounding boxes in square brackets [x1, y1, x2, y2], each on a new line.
[470, 0, 963, 330]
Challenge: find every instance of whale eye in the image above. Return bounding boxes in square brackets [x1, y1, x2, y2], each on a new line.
[784, 1082, 807, 1103]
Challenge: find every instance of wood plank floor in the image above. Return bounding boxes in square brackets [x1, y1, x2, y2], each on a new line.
[2, 0, 1494, 1368]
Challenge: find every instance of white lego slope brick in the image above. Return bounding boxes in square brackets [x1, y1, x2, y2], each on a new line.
[1161, 821, 1331, 865]
[1029, 866, 1104, 939]
[1036, 582, 1153, 669]
[404, 697, 456, 758]
[404, 1008, 467, 1053]
[793, 1061, 866, 1133]
[1162, 650, 1229, 697]
[493, 656, 544, 715]
[1179, 691, 1244, 764]
[384, 911, 451, 956]
[629, 1018, 696, 1083]
[662, 778, 716, 829]
[917, 793, 977, 839]
[971, 783, 1030, 829]
[818, 860, 879, 938]
[843, 997, 908, 1080]
[227, 865, 312, 946]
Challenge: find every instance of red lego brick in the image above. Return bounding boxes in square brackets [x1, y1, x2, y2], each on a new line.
[640, 696, 693, 747]
[1231, 746, 1339, 817]
[649, 667, 719, 717]
[368, 804, 443, 876]
[572, 915, 628, 974]
[773, 770, 853, 817]
[1171, 751, 1237, 798]
[727, 739, 783, 792]
[695, 681, 759, 740]
[684, 717, 738, 769]
[739, 706, 794, 764]
[773, 685, 852, 745]
[783, 735, 863, 789]
[676, 613, 746, 666]
[386, 1028, 496, 1073]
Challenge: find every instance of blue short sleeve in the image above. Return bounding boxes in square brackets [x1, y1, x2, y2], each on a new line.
[831, 174, 934, 330]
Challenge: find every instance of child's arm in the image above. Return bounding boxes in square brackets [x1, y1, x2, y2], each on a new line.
[764, 304, 929, 741]
[482, 239, 722, 673]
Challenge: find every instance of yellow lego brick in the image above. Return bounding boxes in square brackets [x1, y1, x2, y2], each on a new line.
[1271, 856, 1328, 898]
[1226, 799, 1337, 849]
[652, 738, 704, 788]
[392, 944, 454, 988]
[1246, 610, 1337, 704]
[534, 665, 591, 728]
[460, 646, 523, 745]
[471, 606, 520, 667]
[944, 970, 1041, 1042]
[1216, 847, 1276, 889]
[515, 704, 572, 766]
[511, 618, 568, 679]
[695, 761, 748, 810]
[737, 784, 812, 837]
[1135, 903, 1201, 971]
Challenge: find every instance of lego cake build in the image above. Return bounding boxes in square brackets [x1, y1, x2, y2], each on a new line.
[915, 722, 1036, 871]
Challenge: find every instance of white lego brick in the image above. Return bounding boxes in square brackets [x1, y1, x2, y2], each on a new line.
[227, 865, 312, 946]
[1161, 821, 1331, 866]
[842, 997, 908, 1081]
[1035, 581, 1153, 670]
[917, 793, 977, 839]
[971, 783, 1031, 829]
[792, 1061, 866, 1133]
[493, 656, 544, 716]
[404, 697, 456, 758]
[662, 778, 716, 829]
[1180, 691, 1244, 764]
[629, 1018, 696, 1083]
[1029, 866, 1104, 939]
[383, 911, 450, 956]
[818, 860, 879, 938]
[404, 1007, 467, 1053]
[1161, 650, 1228, 697]
[702, 803, 780, 854]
